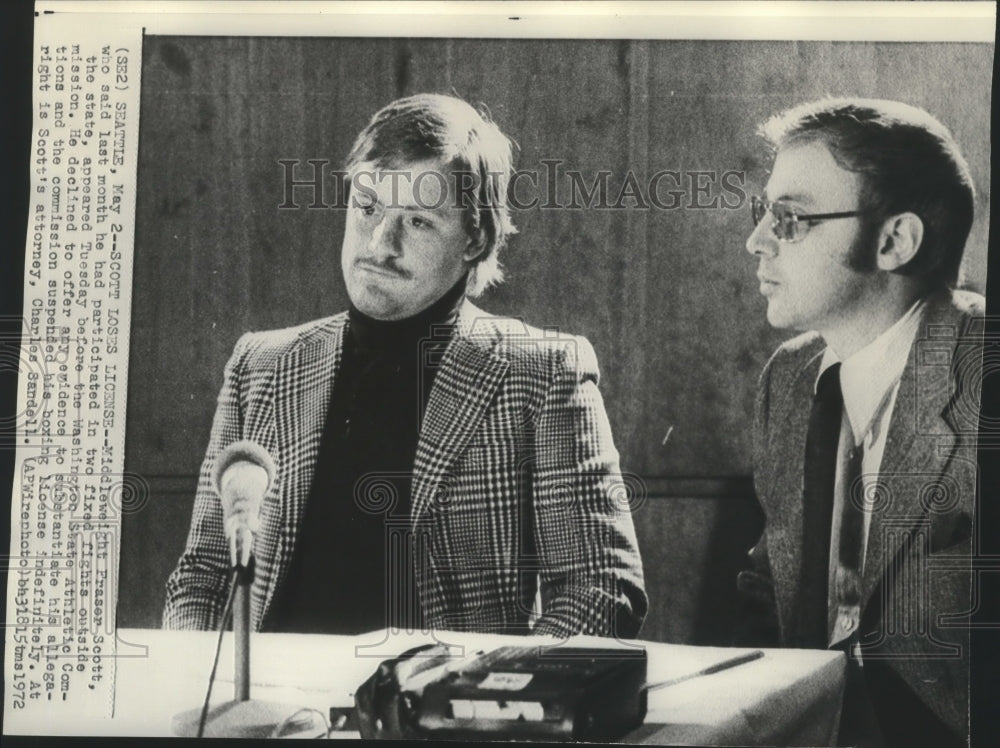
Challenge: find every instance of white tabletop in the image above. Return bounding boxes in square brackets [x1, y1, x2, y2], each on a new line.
[9, 628, 845, 745]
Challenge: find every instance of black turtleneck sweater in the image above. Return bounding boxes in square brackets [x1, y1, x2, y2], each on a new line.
[266, 278, 465, 634]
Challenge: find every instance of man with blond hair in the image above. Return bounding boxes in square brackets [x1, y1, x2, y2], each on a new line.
[164, 93, 647, 640]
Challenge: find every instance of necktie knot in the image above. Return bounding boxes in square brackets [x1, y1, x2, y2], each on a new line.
[815, 362, 843, 404]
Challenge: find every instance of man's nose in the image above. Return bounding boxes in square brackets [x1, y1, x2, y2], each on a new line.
[745, 217, 778, 258]
[368, 212, 402, 259]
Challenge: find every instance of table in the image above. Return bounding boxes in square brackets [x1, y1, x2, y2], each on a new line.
[21, 628, 847, 745]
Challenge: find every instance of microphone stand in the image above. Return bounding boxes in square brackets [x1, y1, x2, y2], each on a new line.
[234, 562, 251, 702]
[172, 559, 308, 738]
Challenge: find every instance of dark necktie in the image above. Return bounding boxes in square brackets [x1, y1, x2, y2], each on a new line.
[795, 362, 843, 648]
[833, 444, 866, 642]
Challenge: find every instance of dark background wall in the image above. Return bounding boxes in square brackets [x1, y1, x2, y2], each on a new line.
[120, 37, 992, 642]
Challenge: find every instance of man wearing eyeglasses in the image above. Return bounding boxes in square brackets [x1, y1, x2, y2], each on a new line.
[739, 99, 983, 748]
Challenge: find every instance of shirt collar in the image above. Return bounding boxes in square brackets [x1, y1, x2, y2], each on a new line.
[816, 297, 926, 445]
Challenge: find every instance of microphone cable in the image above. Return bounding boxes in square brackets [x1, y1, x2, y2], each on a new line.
[196, 567, 241, 738]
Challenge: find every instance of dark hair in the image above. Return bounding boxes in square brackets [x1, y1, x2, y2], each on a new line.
[760, 98, 975, 288]
[345, 93, 516, 296]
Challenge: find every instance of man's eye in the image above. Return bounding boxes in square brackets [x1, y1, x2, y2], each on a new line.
[409, 216, 430, 229]
[360, 204, 377, 217]
[778, 212, 799, 229]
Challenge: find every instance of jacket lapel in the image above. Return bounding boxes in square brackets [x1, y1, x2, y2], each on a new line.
[765, 350, 824, 635]
[411, 304, 510, 524]
[261, 317, 345, 621]
[861, 299, 959, 607]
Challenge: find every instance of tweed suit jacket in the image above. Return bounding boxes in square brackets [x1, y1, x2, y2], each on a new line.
[741, 289, 983, 740]
[163, 301, 647, 638]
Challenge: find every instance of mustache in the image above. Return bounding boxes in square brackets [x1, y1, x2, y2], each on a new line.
[354, 258, 412, 279]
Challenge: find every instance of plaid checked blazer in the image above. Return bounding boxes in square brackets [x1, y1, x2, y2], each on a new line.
[740, 289, 983, 742]
[163, 301, 647, 637]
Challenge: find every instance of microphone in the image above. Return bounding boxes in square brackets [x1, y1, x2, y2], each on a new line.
[211, 441, 276, 568]
[174, 441, 305, 738]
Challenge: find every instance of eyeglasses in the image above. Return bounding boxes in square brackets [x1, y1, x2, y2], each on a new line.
[750, 196, 863, 243]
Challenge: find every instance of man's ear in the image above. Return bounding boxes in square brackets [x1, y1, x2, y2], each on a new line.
[876, 212, 923, 272]
[463, 235, 486, 263]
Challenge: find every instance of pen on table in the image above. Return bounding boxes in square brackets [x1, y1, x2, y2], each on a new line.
[643, 649, 765, 692]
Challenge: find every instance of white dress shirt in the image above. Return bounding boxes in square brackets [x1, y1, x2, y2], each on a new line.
[815, 298, 926, 649]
